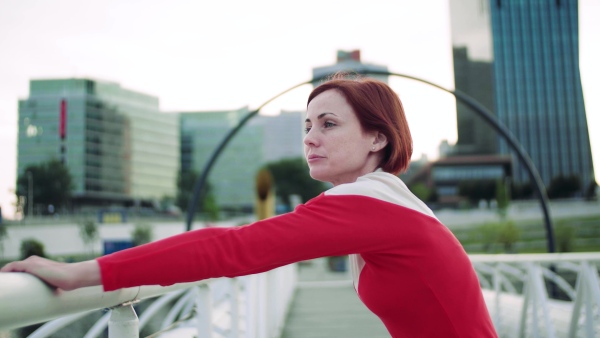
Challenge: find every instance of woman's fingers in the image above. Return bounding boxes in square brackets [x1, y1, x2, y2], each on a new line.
[1, 257, 102, 291]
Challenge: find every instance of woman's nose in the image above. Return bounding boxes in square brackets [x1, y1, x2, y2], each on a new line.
[303, 129, 318, 147]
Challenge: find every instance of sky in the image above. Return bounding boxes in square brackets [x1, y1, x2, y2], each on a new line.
[0, 0, 598, 220]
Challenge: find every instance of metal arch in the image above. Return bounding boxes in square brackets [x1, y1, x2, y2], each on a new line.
[185, 70, 555, 254]
[184, 77, 321, 232]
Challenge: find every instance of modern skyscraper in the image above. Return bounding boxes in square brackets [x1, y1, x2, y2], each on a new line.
[180, 109, 304, 210]
[449, 0, 594, 191]
[17, 78, 179, 209]
[452, 46, 496, 155]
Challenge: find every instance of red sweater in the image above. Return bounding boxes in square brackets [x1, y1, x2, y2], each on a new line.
[97, 171, 497, 337]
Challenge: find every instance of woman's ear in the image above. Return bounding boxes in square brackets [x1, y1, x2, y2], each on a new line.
[373, 132, 388, 151]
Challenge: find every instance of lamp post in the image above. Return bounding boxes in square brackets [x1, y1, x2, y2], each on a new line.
[26, 171, 33, 218]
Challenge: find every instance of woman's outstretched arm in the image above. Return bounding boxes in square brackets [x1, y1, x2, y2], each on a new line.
[0, 256, 101, 291]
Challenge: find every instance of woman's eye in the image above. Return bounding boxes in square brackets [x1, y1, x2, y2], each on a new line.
[324, 121, 335, 128]
[304, 127, 311, 134]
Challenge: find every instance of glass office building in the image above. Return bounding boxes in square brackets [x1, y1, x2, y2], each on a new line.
[180, 109, 303, 210]
[17, 79, 179, 208]
[452, 46, 497, 155]
[449, 0, 594, 190]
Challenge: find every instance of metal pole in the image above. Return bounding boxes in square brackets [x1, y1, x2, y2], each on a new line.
[27, 171, 33, 218]
[108, 303, 139, 338]
[195, 285, 213, 337]
[230, 278, 241, 337]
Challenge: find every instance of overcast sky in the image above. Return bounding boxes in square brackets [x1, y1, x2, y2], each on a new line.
[0, 0, 598, 219]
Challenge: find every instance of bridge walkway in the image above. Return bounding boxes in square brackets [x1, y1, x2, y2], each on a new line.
[281, 258, 390, 338]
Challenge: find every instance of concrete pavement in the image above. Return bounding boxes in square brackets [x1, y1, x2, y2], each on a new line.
[281, 258, 390, 338]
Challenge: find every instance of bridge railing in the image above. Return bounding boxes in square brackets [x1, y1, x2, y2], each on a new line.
[0, 263, 297, 338]
[2, 253, 600, 338]
[471, 252, 600, 338]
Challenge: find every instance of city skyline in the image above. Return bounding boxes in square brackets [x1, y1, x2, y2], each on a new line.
[1, 0, 598, 219]
[449, 0, 595, 191]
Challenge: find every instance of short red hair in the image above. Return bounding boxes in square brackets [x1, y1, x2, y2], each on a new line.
[308, 74, 413, 174]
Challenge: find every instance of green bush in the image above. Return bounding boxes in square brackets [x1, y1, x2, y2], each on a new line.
[497, 221, 520, 253]
[477, 223, 501, 253]
[132, 223, 153, 246]
[79, 220, 99, 257]
[0, 224, 8, 259]
[496, 179, 510, 219]
[555, 223, 576, 252]
[20, 238, 46, 259]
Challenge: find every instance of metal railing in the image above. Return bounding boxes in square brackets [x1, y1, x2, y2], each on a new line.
[0, 263, 297, 338]
[472, 252, 600, 338]
[2, 253, 600, 337]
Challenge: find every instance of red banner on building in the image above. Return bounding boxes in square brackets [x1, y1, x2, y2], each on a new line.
[60, 99, 67, 140]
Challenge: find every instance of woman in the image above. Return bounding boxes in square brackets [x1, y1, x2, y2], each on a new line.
[2, 75, 497, 337]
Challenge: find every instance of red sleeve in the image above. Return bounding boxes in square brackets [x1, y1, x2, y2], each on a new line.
[97, 193, 439, 291]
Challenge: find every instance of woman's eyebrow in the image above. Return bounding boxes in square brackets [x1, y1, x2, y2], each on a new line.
[305, 112, 337, 123]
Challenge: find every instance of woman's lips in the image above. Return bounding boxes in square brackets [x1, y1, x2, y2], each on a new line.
[307, 155, 324, 163]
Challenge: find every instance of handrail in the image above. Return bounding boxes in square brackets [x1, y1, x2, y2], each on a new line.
[2, 254, 599, 337]
[0, 271, 211, 332]
[471, 252, 600, 338]
[470, 252, 600, 263]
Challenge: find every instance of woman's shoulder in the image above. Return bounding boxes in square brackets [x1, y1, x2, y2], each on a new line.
[325, 171, 437, 219]
[326, 171, 400, 195]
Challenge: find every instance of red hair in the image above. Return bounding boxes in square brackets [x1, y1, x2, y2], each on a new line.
[307, 74, 413, 174]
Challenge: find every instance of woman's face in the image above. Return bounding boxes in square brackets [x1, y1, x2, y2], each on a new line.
[304, 89, 384, 186]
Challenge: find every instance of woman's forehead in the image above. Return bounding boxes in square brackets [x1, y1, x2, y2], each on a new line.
[306, 90, 353, 119]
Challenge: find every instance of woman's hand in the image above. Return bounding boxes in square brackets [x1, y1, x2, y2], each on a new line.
[0, 256, 101, 291]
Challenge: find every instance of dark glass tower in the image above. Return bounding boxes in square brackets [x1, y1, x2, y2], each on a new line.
[453, 46, 497, 155]
[450, 0, 594, 192]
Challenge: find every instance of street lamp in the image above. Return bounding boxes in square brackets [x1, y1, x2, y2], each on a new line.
[26, 171, 33, 218]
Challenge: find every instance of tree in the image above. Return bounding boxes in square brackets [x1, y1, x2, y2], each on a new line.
[495, 179, 510, 219]
[511, 181, 533, 200]
[79, 220, 99, 258]
[175, 170, 219, 219]
[585, 180, 598, 200]
[264, 158, 328, 209]
[554, 222, 576, 253]
[0, 223, 8, 260]
[16, 159, 75, 214]
[175, 170, 198, 212]
[497, 221, 520, 253]
[408, 182, 434, 202]
[547, 174, 582, 199]
[477, 223, 500, 253]
[458, 180, 496, 205]
[131, 223, 153, 246]
[20, 238, 46, 259]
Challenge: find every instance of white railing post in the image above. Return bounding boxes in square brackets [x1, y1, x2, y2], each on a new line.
[252, 273, 265, 338]
[195, 284, 213, 336]
[492, 266, 502, 331]
[230, 278, 241, 338]
[245, 274, 259, 338]
[518, 274, 531, 338]
[583, 261, 600, 338]
[108, 303, 139, 338]
[568, 261, 600, 338]
[530, 264, 556, 338]
[582, 261, 600, 338]
[568, 267, 585, 338]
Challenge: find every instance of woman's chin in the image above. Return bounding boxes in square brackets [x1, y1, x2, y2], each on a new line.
[309, 170, 329, 183]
